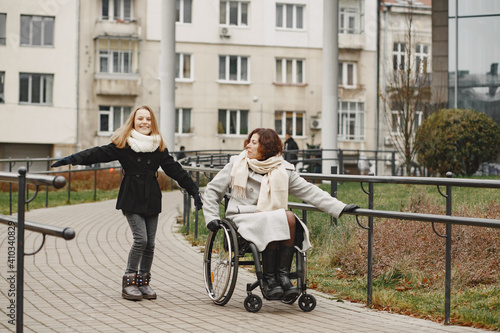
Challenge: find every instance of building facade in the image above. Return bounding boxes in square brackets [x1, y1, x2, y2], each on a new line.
[0, 1, 79, 169]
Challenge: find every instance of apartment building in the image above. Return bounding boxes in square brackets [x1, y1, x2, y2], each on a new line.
[378, 0, 432, 164]
[1, 0, 379, 171]
[0, 1, 79, 168]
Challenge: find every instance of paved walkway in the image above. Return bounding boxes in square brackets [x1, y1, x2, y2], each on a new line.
[0, 191, 485, 332]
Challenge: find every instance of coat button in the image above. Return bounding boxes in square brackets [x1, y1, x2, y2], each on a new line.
[136, 175, 140, 178]
[249, 188, 254, 192]
[147, 160, 151, 164]
[137, 158, 141, 162]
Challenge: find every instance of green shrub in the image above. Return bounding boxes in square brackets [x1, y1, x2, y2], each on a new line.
[415, 109, 500, 176]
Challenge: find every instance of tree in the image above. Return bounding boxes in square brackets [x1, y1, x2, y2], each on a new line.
[415, 109, 500, 176]
[379, 2, 432, 176]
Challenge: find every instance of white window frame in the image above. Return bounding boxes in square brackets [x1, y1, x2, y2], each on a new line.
[20, 15, 54, 47]
[276, 3, 305, 30]
[176, 0, 192, 23]
[275, 58, 305, 84]
[220, 1, 249, 26]
[338, 62, 357, 88]
[338, 101, 365, 141]
[101, 0, 133, 21]
[390, 110, 423, 134]
[19, 73, 53, 105]
[415, 44, 429, 74]
[393, 42, 406, 71]
[175, 108, 192, 134]
[98, 106, 132, 135]
[218, 109, 249, 136]
[218, 55, 250, 83]
[274, 111, 305, 137]
[97, 37, 138, 75]
[339, 7, 358, 34]
[0, 13, 6, 45]
[176, 53, 193, 81]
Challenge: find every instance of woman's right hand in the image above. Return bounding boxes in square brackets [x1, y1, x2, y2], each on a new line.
[51, 155, 76, 168]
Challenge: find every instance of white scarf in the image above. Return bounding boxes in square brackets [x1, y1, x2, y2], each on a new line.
[230, 150, 289, 212]
[127, 130, 161, 153]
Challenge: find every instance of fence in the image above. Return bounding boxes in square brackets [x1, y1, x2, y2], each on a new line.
[0, 168, 75, 333]
[181, 164, 500, 325]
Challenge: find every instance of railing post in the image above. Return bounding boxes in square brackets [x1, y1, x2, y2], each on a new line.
[367, 174, 374, 306]
[331, 166, 338, 226]
[391, 151, 396, 176]
[338, 149, 344, 174]
[194, 171, 200, 239]
[17, 167, 26, 332]
[445, 172, 453, 324]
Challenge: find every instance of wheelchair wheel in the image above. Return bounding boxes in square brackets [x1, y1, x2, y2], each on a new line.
[298, 294, 316, 312]
[244, 294, 262, 313]
[203, 220, 239, 306]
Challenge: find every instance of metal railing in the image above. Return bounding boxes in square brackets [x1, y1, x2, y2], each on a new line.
[0, 168, 74, 333]
[181, 164, 500, 325]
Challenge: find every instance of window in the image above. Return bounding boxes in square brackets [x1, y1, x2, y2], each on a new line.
[176, 53, 192, 80]
[220, 1, 248, 26]
[275, 111, 304, 137]
[276, 4, 304, 29]
[19, 73, 53, 105]
[176, 0, 192, 23]
[339, 7, 357, 34]
[0, 14, 6, 45]
[102, 0, 132, 21]
[338, 62, 356, 87]
[97, 37, 139, 74]
[218, 109, 249, 135]
[391, 110, 423, 134]
[98, 106, 131, 134]
[393, 43, 406, 71]
[0, 72, 4, 103]
[338, 101, 365, 140]
[276, 58, 304, 84]
[175, 108, 191, 134]
[218, 55, 249, 82]
[20, 15, 54, 47]
[416, 44, 429, 74]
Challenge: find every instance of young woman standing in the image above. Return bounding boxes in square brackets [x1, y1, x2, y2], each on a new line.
[52, 106, 202, 301]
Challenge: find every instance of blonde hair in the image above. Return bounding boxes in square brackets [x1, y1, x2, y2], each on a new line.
[111, 105, 166, 151]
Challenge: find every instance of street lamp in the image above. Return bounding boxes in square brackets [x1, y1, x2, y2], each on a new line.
[252, 96, 263, 127]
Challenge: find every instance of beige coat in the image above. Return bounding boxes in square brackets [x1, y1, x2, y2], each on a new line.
[202, 156, 347, 252]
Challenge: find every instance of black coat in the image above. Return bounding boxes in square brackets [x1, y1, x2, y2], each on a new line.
[71, 143, 198, 216]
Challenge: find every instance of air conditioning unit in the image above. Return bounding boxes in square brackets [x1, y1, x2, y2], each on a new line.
[219, 27, 231, 38]
[384, 136, 393, 146]
[310, 118, 322, 129]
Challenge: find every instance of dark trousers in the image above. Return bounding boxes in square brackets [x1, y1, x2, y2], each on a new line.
[124, 212, 159, 274]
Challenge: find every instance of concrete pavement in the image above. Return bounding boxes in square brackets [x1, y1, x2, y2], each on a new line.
[0, 191, 485, 332]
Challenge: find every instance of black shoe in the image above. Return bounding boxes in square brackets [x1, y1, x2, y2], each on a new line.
[262, 248, 284, 300]
[138, 273, 157, 300]
[122, 273, 143, 301]
[278, 245, 300, 300]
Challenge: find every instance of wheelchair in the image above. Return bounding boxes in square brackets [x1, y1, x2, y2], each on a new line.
[203, 218, 317, 313]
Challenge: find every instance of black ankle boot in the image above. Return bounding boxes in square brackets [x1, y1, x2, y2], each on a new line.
[138, 273, 157, 300]
[262, 248, 284, 300]
[122, 273, 143, 301]
[278, 245, 300, 301]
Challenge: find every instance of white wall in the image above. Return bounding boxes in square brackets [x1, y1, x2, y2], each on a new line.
[0, 1, 78, 145]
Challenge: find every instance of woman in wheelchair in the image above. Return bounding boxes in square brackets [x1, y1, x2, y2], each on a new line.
[203, 128, 358, 304]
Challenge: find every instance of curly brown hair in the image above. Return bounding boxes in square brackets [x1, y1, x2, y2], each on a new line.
[244, 128, 283, 160]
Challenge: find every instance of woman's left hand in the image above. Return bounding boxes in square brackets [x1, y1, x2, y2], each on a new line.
[192, 192, 203, 210]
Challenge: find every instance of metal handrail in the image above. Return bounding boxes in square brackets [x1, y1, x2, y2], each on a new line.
[0, 167, 73, 333]
[0, 215, 76, 240]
